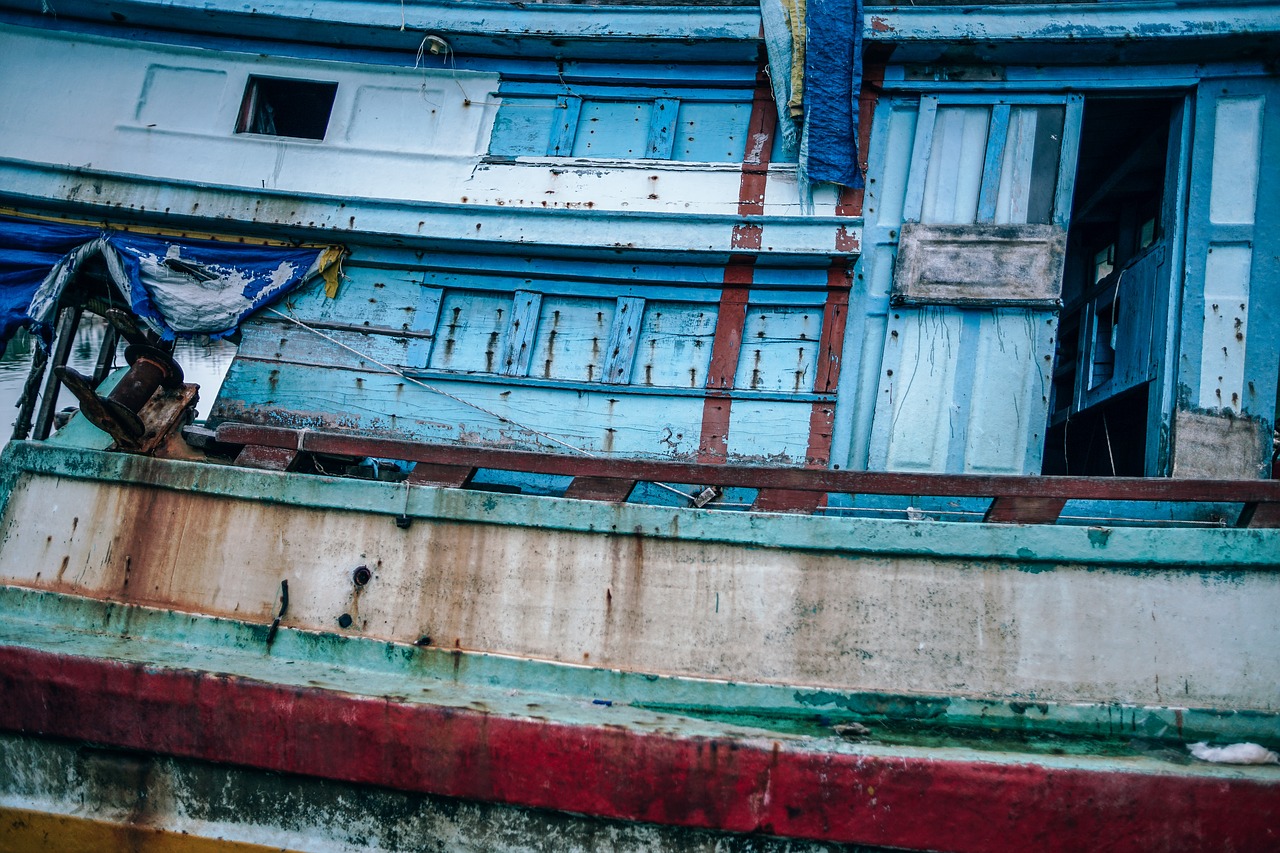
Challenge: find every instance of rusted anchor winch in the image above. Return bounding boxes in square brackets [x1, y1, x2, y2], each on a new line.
[55, 310, 194, 451]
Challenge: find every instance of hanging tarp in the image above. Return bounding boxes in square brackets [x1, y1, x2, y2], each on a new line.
[0, 218, 98, 344]
[0, 216, 343, 347]
[760, 0, 863, 188]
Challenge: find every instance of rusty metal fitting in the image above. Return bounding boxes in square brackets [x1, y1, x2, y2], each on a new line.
[56, 344, 184, 445]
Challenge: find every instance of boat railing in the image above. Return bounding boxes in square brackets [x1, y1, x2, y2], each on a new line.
[209, 422, 1280, 527]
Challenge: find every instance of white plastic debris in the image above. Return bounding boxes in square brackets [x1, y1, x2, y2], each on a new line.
[1187, 742, 1280, 765]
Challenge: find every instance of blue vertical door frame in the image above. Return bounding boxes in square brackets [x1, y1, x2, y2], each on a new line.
[1177, 75, 1280, 471]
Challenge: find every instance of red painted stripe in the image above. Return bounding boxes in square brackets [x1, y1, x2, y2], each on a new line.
[803, 262, 852, 468]
[1, 646, 1275, 852]
[699, 53, 779, 462]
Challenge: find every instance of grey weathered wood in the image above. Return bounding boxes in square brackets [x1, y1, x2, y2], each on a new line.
[892, 222, 1068, 307]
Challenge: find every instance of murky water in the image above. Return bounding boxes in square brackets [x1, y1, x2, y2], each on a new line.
[0, 318, 236, 445]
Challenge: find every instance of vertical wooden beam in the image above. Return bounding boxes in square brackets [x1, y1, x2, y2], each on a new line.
[548, 96, 583, 156]
[804, 262, 853, 468]
[500, 290, 542, 377]
[699, 261, 753, 463]
[646, 98, 679, 159]
[698, 51, 777, 463]
[603, 296, 645, 384]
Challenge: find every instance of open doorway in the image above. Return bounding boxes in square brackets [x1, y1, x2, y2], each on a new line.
[1043, 96, 1181, 476]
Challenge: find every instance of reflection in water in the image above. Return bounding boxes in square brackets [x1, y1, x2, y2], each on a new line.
[0, 317, 237, 443]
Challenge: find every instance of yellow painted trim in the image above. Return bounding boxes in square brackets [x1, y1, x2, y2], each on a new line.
[0, 807, 296, 853]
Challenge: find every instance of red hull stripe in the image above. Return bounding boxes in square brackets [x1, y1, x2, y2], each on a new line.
[1, 646, 1275, 853]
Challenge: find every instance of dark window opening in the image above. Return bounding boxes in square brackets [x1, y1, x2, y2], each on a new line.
[1044, 96, 1178, 476]
[236, 76, 338, 140]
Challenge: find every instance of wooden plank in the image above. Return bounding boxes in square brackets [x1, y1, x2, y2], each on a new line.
[983, 496, 1067, 524]
[563, 476, 636, 503]
[901, 95, 939, 222]
[751, 488, 823, 514]
[645, 98, 678, 159]
[406, 286, 444, 370]
[548, 96, 582, 156]
[406, 463, 475, 488]
[976, 103, 1010, 224]
[235, 445, 298, 472]
[602, 297, 645, 384]
[213, 422, 1280, 507]
[500, 290, 542, 377]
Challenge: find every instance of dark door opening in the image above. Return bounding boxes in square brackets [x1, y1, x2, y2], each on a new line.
[1044, 96, 1180, 476]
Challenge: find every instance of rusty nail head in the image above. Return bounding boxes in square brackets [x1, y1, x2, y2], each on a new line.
[338, 613, 354, 629]
[352, 565, 372, 586]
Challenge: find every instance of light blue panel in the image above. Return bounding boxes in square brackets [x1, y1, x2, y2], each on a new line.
[900, 96, 938, 222]
[963, 310, 1055, 474]
[672, 101, 751, 163]
[645, 98, 679, 159]
[427, 290, 511, 374]
[1053, 95, 1085, 227]
[488, 96, 556, 157]
[527, 295, 613, 383]
[571, 100, 652, 158]
[832, 99, 919, 471]
[603, 296, 646, 384]
[549, 95, 583, 156]
[1082, 246, 1163, 409]
[1180, 76, 1280, 429]
[212, 361, 708, 458]
[629, 301, 718, 389]
[136, 65, 229, 133]
[724, 398, 811, 463]
[406, 286, 443, 370]
[975, 104, 1011, 224]
[921, 105, 990, 224]
[235, 319, 416, 374]
[499, 290, 542, 377]
[869, 307, 964, 472]
[281, 266, 426, 331]
[732, 306, 821, 393]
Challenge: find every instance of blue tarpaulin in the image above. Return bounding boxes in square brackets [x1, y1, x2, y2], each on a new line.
[0, 216, 341, 347]
[761, 0, 863, 189]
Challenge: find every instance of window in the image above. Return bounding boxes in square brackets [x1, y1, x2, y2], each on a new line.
[236, 76, 338, 140]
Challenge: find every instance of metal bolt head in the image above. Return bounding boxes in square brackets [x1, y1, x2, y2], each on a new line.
[352, 565, 372, 587]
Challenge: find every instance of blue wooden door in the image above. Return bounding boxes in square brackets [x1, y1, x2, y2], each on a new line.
[848, 95, 1083, 474]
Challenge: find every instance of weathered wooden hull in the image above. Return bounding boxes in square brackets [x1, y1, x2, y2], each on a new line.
[1, 439, 1277, 851]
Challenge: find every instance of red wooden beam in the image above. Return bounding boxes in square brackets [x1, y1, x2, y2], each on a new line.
[1, 646, 1275, 853]
[215, 422, 1280, 514]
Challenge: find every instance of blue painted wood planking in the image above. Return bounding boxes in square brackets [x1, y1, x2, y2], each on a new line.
[528, 296, 612, 383]
[549, 95, 583, 156]
[407, 286, 444, 370]
[629, 302, 718, 389]
[976, 104, 1011, 224]
[646, 99, 679, 159]
[604, 297, 646, 384]
[488, 97, 555, 157]
[572, 100, 653, 158]
[673, 101, 753, 163]
[733, 306, 822, 394]
[501, 290, 543, 377]
[428, 291, 511, 374]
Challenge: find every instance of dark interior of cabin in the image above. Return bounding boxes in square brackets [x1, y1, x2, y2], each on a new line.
[1043, 96, 1178, 476]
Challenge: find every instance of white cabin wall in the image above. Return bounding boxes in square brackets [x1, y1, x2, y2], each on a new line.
[0, 25, 817, 220]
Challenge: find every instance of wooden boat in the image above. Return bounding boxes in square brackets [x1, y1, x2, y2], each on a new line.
[0, 1, 1277, 850]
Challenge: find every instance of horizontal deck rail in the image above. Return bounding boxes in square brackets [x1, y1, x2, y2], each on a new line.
[212, 423, 1280, 527]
